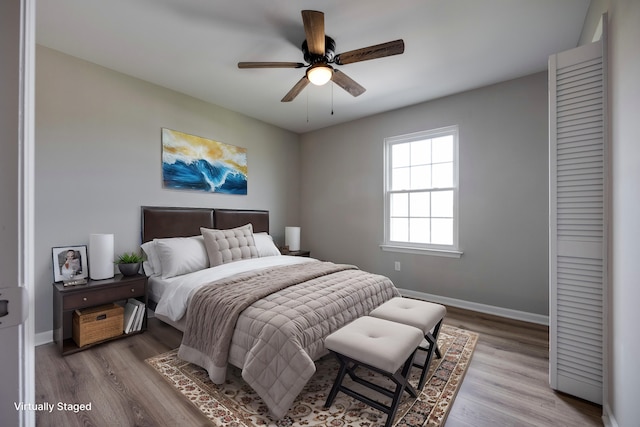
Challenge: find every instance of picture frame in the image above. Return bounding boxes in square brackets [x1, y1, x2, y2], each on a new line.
[52, 245, 88, 283]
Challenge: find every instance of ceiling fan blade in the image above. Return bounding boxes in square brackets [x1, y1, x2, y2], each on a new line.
[331, 69, 366, 97]
[281, 76, 310, 102]
[334, 39, 405, 65]
[301, 10, 325, 56]
[238, 62, 305, 69]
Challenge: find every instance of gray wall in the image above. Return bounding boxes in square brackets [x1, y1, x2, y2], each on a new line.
[300, 72, 549, 316]
[35, 46, 301, 334]
[35, 47, 550, 333]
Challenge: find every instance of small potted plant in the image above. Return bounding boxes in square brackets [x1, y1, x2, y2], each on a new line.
[114, 252, 144, 276]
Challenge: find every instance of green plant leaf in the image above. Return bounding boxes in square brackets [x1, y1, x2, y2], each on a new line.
[115, 251, 144, 264]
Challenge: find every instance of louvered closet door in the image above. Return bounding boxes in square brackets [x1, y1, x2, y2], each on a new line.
[548, 39, 606, 405]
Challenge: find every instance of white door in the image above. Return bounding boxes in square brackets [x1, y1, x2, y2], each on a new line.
[549, 38, 606, 405]
[0, 1, 35, 426]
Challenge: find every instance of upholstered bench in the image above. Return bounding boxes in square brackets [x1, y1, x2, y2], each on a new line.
[324, 316, 424, 427]
[369, 297, 447, 389]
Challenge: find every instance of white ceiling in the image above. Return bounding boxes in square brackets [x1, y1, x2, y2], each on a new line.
[36, 0, 591, 134]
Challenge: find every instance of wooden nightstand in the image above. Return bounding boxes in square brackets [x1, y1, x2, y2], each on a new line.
[281, 249, 311, 257]
[52, 274, 148, 355]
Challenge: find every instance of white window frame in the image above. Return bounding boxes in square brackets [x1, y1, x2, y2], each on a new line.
[381, 125, 462, 258]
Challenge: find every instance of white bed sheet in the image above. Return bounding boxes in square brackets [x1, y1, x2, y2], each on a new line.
[147, 276, 168, 305]
[153, 255, 317, 323]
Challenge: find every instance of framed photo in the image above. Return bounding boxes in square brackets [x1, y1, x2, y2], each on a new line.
[52, 245, 88, 283]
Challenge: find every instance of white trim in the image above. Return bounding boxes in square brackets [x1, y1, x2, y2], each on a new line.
[601, 12, 610, 418]
[380, 244, 462, 258]
[602, 404, 618, 427]
[592, 15, 603, 43]
[383, 125, 460, 252]
[19, 1, 36, 426]
[34, 331, 53, 347]
[398, 288, 549, 326]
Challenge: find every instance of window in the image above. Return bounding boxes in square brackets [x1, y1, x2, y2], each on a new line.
[382, 126, 461, 257]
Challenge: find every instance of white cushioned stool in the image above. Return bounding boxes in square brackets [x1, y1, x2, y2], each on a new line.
[324, 316, 424, 427]
[369, 297, 447, 389]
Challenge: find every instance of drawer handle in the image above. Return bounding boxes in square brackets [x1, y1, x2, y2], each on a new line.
[83, 297, 87, 301]
[131, 288, 135, 292]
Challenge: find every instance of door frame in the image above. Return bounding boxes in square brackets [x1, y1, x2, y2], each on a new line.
[0, 0, 36, 426]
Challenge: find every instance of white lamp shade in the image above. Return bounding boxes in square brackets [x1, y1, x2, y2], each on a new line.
[285, 226, 301, 251]
[89, 233, 114, 280]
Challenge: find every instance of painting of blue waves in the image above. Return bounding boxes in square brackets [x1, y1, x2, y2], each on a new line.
[161, 128, 247, 195]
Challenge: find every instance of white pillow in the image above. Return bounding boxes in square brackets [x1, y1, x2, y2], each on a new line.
[140, 240, 161, 277]
[254, 232, 281, 257]
[154, 235, 209, 279]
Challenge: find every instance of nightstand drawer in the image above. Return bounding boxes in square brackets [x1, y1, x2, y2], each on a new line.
[63, 281, 145, 310]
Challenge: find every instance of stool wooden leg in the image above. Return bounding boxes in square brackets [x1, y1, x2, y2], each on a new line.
[385, 351, 417, 427]
[324, 353, 349, 408]
[324, 349, 418, 427]
[433, 320, 443, 359]
[417, 319, 444, 390]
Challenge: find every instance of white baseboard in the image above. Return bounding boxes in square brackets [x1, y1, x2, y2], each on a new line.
[35, 330, 53, 347]
[397, 288, 549, 326]
[602, 404, 618, 427]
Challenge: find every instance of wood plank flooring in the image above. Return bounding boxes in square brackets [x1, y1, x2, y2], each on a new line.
[35, 307, 603, 426]
[443, 307, 602, 427]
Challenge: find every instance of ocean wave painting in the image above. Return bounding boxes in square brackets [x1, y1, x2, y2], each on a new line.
[162, 128, 247, 195]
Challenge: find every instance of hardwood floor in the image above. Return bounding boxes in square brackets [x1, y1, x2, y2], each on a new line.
[35, 307, 603, 426]
[444, 307, 602, 427]
[36, 319, 211, 427]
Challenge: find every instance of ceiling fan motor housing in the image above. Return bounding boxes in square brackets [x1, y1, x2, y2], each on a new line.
[302, 36, 336, 64]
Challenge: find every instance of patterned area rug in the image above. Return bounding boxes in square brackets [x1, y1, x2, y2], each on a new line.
[146, 325, 478, 427]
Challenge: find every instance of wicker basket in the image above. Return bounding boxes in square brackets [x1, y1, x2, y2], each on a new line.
[72, 303, 124, 347]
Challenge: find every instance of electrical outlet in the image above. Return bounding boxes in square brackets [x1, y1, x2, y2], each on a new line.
[394, 261, 401, 271]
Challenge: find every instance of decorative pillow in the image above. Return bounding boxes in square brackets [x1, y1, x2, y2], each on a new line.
[140, 240, 161, 277]
[154, 235, 209, 279]
[254, 232, 281, 257]
[201, 224, 259, 267]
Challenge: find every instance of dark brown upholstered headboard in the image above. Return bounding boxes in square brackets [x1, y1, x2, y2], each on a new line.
[214, 209, 269, 234]
[141, 206, 269, 243]
[141, 207, 214, 242]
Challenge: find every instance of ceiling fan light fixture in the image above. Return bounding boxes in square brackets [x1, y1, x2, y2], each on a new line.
[306, 64, 333, 86]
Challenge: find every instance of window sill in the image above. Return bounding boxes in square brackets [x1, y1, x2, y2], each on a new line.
[380, 244, 463, 258]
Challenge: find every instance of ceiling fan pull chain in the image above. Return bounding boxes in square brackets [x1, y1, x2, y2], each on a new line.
[331, 82, 334, 115]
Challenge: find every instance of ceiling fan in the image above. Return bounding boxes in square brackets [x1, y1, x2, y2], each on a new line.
[238, 10, 405, 102]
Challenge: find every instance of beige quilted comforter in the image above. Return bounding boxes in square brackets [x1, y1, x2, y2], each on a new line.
[178, 261, 399, 419]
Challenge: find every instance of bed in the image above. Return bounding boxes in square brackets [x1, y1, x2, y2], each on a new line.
[141, 206, 399, 419]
